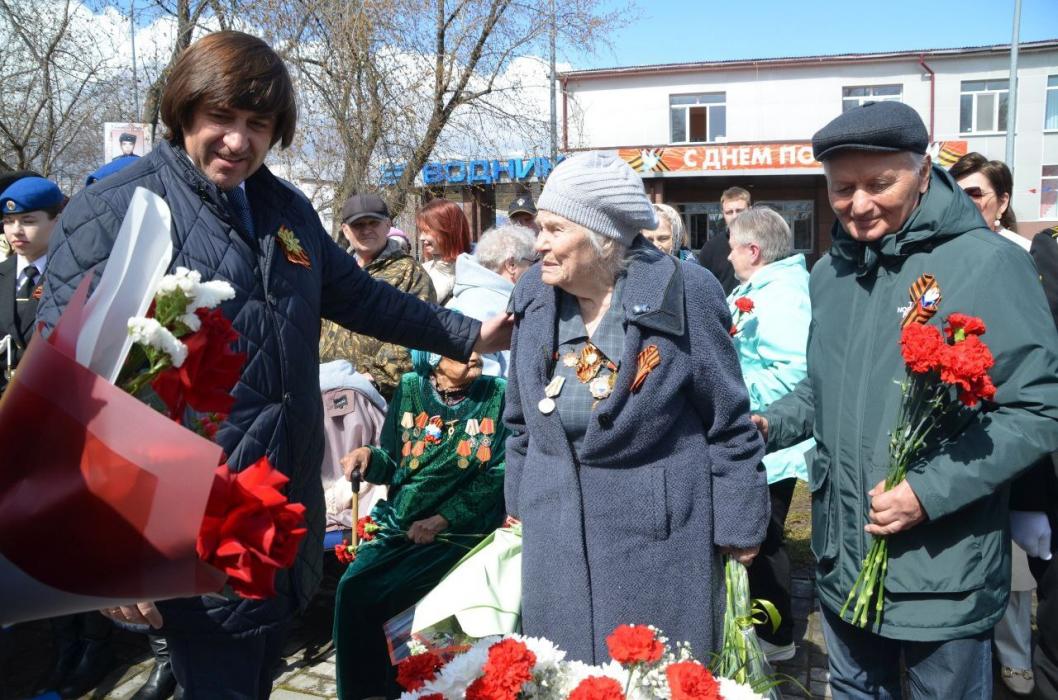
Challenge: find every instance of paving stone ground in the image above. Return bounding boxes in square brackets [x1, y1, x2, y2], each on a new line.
[0, 567, 835, 699]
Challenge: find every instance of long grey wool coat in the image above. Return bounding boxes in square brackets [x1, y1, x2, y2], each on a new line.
[504, 240, 769, 663]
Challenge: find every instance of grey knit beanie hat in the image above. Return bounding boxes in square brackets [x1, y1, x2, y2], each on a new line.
[537, 151, 658, 246]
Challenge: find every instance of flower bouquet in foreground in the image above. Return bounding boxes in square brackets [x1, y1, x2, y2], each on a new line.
[842, 313, 996, 628]
[395, 624, 766, 700]
[121, 266, 307, 600]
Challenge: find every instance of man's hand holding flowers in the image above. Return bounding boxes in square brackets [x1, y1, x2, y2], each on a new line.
[865, 479, 927, 536]
[407, 515, 450, 544]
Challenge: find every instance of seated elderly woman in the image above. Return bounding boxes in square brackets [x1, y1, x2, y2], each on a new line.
[725, 205, 813, 662]
[504, 151, 768, 664]
[642, 201, 695, 262]
[447, 223, 537, 377]
[333, 349, 508, 699]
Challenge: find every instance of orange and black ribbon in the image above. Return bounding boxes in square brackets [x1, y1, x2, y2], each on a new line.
[901, 274, 942, 328]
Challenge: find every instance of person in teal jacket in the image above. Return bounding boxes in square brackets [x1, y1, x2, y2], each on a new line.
[726, 205, 812, 662]
[761, 101, 1058, 698]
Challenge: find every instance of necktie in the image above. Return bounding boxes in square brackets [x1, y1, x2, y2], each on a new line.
[16, 266, 38, 301]
[228, 186, 255, 238]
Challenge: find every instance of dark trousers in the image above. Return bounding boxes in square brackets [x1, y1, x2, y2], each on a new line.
[166, 622, 290, 700]
[1031, 556, 1057, 700]
[747, 477, 796, 646]
[821, 606, 992, 699]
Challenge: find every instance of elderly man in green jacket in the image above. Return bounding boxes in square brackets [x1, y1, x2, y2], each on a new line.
[759, 101, 1058, 698]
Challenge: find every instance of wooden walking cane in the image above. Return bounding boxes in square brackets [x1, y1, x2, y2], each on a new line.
[350, 469, 361, 548]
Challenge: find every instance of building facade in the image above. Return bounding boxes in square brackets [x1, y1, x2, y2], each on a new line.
[560, 40, 1058, 259]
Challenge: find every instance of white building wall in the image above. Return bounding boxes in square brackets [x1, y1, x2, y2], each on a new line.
[565, 46, 1058, 225]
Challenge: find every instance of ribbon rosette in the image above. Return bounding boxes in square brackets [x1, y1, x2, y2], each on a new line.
[197, 457, 308, 600]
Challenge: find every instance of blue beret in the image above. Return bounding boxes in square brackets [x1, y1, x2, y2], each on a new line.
[0, 176, 63, 214]
[85, 154, 139, 186]
[812, 101, 929, 162]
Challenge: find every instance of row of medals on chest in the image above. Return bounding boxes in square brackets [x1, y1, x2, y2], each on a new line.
[400, 410, 495, 470]
[538, 343, 617, 415]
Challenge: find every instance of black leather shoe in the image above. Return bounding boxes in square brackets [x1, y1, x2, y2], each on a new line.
[130, 659, 178, 700]
[58, 639, 115, 699]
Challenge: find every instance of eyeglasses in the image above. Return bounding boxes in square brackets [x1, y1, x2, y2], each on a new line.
[961, 186, 995, 200]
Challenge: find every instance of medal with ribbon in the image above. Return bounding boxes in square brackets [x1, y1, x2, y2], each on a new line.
[901, 274, 942, 328]
[277, 225, 311, 268]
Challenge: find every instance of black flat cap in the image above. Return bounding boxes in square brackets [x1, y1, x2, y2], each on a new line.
[341, 193, 390, 223]
[812, 101, 929, 161]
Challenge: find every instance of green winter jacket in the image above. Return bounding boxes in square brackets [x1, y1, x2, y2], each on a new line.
[765, 166, 1058, 641]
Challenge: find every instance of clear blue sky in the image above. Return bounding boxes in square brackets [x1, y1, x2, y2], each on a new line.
[567, 0, 1058, 70]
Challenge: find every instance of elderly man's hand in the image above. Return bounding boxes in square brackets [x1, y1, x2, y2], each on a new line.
[474, 313, 514, 354]
[407, 515, 449, 544]
[341, 447, 373, 484]
[101, 601, 163, 628]
[865, 480, 926, 536]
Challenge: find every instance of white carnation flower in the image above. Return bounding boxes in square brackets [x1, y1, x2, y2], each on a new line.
[420, 641, 493, 698]
[718, 677, 768, 700]
[128, 317, 188, 367]
[157, 267, 200, 296]
[521, 636, 566, 670]
[188, 279, 236, 311]
[178, 312, 201, 332]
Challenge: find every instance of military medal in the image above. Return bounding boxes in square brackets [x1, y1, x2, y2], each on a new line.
[589, 374, 613, 400]
[561, 351, 578, 368]
[400, 412, 414, 429]
[901, 274, 942, 328]
[465, 418, 480, 436]
[277, 225, 311, 268]
[576, 344, 603, 383]
[538, 375, 565, 414]
[456, 439, 473, 469]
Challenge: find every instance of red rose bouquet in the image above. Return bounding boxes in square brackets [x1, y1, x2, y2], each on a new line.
[841, 313, 996, 628]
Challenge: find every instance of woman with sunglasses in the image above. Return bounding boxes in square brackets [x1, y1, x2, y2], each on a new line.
[949, 152, 1029, 251]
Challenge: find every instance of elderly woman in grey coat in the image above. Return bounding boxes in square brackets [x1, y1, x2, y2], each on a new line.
[504, 151, 769, 664]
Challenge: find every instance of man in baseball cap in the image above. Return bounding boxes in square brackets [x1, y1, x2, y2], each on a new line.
[507, 193, 538, 232]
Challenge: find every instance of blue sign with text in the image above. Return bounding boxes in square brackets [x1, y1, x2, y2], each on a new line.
[380, 156, 564, 187]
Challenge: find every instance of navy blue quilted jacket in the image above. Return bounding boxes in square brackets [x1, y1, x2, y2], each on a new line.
[37, 140, 480, 636]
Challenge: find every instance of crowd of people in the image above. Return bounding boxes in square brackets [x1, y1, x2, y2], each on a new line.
[3, 29, 1058, 700]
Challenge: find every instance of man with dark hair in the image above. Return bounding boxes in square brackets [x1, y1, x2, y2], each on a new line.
[118, 132, 137, 157]
[38, 30, 507, 699]
[696, 186, 750, 294]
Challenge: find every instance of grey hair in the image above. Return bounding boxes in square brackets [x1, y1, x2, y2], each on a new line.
[474, 224, 537, 274]
[651, 203, 686, 252]
[585, 228, 629, 283]
[728, 206, 793, 265]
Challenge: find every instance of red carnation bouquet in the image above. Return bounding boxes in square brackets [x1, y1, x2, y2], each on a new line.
[842, 313, 996, 628]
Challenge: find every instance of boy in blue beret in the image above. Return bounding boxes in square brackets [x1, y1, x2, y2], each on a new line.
[0, 176, 64, 386]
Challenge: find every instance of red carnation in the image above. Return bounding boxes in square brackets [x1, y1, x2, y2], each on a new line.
[938, 335, 996, 405]
[605, 624, 664, 666]
[944, 313, 987, 341]
[420, 695, 444, 700]
[196, 457, 308, 599]
[666, 660, 721, 700]
[334, 542, 356, 565]
[153, 307, 246, 420]
[569, 676, 626, 700]
[734, 296, 754, 313]
[357, 515, 379, 542]
[899, 322, 946, 375]
[396, 651, 445, 691]
[465, 676, 491, 700]
[480, 638, 536, 700]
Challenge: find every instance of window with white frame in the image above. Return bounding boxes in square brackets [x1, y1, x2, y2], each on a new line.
[1042, 165, 1058, 219]
[1046, 76, 1058, 131]
[960, 79, 1009, 133]
[670, 93, 726, 143]
[842, 84, 902, 112]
